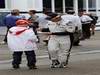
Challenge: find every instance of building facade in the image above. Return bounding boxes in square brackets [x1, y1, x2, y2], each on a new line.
[0, 0, 99, 15]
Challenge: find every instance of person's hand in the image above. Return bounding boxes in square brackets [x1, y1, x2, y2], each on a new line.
[43, 32, 52, 35]
[36, 28, 42, 31]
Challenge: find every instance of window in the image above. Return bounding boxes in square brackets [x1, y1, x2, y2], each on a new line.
[55, 0, 73, 13]
[89, 0, 96, 9]
[65, 0, 73, 10]
[78, 0, 83, 9]
[43, 0, 51, 11]
[43, 0, 74, 13]
[0, 0, 5, 8]
[55, 0, 62, 12]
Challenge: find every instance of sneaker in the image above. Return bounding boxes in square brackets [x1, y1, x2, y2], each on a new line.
[29, 65, 37, 70]
[92, 32, 95, 35]
[51, 64, 56, 68]
[51, 61, 56, 68]
[59, 64, 64, 68]
[13, 64, 20, 69]
[59, 62, 67, 68]
[55, 60, 60, 65]
[51, 60, 60, 68]
[0, 41, 6, 45]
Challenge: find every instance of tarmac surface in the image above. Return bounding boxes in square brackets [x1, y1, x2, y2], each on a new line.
[0, 28, 100, 61]
[0, 53, 100, 75]
[0, 27, 100, 75]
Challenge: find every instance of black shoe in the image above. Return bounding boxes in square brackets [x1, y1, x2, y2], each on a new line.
[55, 60, 60, 65]
[73, 44, 81, 46]
[29, 65, 37, 70]
[51, 60, 60, 68]
[92, 32, 95, 35]
[59, 62, 67, 68]
[51, 64, 56, 68]
[13, 64, 20, 69]
[59, 64, 64, 68]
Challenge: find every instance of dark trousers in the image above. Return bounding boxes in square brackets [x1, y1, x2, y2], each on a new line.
[70, 33, 74, 47]
[29, 25, 40, 43]
[12, 51, 36, 67]
[4, 26, 12, 42]
[82, 23, 91, 39]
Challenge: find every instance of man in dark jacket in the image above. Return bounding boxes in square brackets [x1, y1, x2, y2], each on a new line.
[0, 10, 19, 44]
[89, 14, 98, 35]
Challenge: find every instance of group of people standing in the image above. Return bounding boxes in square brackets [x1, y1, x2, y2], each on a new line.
[3, 9, 39, 69]
[0, 9, 98, 70]
[79, 10, 98, 40]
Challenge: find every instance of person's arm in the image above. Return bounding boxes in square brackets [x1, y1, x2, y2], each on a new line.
[52, 31, 71, 35]
[41, 28, 50, 32]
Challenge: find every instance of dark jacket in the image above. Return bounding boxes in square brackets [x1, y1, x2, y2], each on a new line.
[4, 15, 19, 27]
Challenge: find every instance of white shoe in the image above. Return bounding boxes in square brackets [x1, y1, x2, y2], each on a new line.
[0, 41, 6, 45]
[51, 60, 60, 68]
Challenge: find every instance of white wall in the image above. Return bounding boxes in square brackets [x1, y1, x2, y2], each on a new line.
[10, 0, 43, 11]
[98, 0, 100, 10]
[34, 0, 43, 11]
[11, 0, 28, 11]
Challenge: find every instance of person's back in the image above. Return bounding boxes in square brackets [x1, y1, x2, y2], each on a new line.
[89, 14, 98, 24]
[0, 12, 19, 44]
[61, 11, 76, 27]
[4, 15, 18, 27]
[7, 26, 38, 51]
[79, 12, 93, 39]
[7, 19, 38, 69]
[80, 14, 93, 24]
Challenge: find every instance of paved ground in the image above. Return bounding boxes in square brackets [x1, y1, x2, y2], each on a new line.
[0, 27, 100, 75]
[0, 29, 100, 61]
[0, 53, 100, 75]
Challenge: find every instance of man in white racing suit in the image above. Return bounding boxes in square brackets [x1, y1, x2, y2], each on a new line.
[61, 10, 82, 46]
[39, 13, 75, 68]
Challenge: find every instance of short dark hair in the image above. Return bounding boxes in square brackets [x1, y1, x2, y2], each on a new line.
[11, 11, 17, 15]
[11, 9, 20, 15]
[67, 10, 75, 14]
[45, 13, 58, 20]
[29, 10, 36, 14]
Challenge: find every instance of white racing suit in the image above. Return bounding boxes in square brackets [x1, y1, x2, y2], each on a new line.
[43, 20, 75, 67]
[62, 14, 82, 45]
[73, 15, 82, 45]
